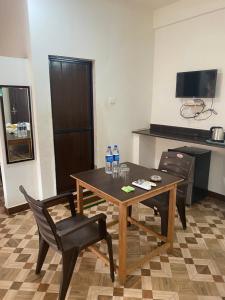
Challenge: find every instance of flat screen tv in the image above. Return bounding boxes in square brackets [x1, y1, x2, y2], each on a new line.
[176, 69, 217, 98]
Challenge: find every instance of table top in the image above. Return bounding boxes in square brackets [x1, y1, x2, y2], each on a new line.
[71, 162, 182, 202]
[7, 131, 31, 142]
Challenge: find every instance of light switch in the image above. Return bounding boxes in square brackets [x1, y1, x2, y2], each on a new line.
[108, 96, 116, 105]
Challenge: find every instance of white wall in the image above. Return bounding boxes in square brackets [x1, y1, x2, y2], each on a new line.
[152, 5, 225, 129]
[0, 56, 38, 208]
[27, 0, 154, 198]
[149, 1, 225, 195]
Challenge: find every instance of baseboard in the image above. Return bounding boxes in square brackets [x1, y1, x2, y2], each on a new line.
[5, 191, 102, 215]
[5, 203, 30, 215]
[6, 189, 224, 215]
[208, 190, 225, 201]
[5, 195, 71, 215]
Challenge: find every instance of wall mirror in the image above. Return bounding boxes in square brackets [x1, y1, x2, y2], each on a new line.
[0, 85, 34, 163]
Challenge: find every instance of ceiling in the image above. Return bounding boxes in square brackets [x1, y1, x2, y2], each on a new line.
[148, 0, 178, 9]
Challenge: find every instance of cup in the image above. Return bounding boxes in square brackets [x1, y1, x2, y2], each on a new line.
[119, 164, 130, 184]
[112, 164, 119, 178]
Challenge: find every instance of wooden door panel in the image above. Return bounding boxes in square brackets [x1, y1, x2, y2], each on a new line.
[50, 61, 92, 131]
[70, 62, 92, 128]
[49, 61, 64, 129]
[49, 56, 94, 193]
[54, 131, 93, 193]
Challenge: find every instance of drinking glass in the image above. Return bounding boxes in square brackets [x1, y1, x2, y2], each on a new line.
[112, 164, 119, 178]
[119, 164, 130, 184]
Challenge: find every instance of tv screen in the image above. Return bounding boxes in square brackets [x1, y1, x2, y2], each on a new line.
[176, 69, 217, 98]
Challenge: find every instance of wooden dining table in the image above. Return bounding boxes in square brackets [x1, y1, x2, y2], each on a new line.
[71, 162, 182, 284]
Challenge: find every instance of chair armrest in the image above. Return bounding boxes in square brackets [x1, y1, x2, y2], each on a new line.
[42, 192, 74, 208]
[57, 213, 107, 237]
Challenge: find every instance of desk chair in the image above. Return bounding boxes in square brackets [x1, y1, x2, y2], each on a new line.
[19, 186, 114, 300]
[128, 151, 194, 236]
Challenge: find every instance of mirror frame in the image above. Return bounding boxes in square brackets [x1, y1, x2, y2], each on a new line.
[0, 85, 35, 164]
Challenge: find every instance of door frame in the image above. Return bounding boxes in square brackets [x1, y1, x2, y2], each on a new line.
[48, 55, 95, 193]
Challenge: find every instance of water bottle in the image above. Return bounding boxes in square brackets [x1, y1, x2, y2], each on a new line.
[105, 146, 113, 174]
[22, 122, 27, 137]
[20, 122, 24, 137]
[112, 145, 120, 172]
[21, 122, 25, 137]
[17, 122, 22, 137]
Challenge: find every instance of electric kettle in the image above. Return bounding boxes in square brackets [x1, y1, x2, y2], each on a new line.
[210, 126, 224, 142]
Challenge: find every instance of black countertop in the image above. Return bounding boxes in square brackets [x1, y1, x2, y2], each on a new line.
[133, 124, 225, 149]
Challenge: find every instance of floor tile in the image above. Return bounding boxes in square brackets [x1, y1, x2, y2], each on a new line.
[0, 197, 224, 299]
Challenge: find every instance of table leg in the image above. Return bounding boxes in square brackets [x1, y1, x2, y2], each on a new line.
[118, 203, 127, 285]
[167, 185, 177, 250]
[76, 180, 83, 214]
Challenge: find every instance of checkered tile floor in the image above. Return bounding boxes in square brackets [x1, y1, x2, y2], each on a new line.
[0, 197, 225, 299]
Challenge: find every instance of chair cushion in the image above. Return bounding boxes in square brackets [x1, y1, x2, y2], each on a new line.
[56, 214, 101, 251]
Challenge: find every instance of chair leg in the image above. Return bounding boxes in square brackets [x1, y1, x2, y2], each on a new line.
[159, 209, 168, 237]
[59, 249, 78, 300]
[36, 235, 49, 274]
[105, 234, 115, 282]
[127, 206, 132, 227]
[176, 201, 187, 230]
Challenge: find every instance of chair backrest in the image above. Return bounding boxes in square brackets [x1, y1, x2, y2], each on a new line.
[159, 152, 194, 200]
[158, 151, 194, 180]
[19, 186, 60, 250]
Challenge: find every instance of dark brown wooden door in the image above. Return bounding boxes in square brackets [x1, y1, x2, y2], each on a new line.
[49, 56, 94, 193]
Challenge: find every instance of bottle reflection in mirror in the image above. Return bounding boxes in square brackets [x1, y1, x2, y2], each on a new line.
[22, 122, 27, 137]
[17, 122, 27, 138]
[17, 122, 22, 137]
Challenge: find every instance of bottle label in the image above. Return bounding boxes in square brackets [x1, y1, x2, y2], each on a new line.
[113, 154, 120, 162]
[105, 155, 113, 163]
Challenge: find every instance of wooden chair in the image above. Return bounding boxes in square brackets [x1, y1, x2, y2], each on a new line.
[19, 186, 114, 300]
[128, 151, 194, 236]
